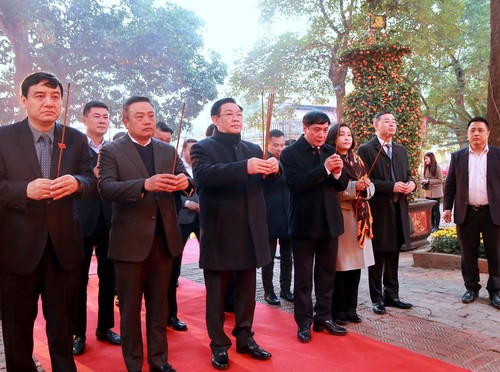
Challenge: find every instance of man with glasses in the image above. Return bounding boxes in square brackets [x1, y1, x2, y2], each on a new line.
[358, 111, 416, 315]
[191, 97, 279, 370]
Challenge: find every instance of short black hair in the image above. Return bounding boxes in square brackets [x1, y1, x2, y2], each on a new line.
[467, 116, 489, 129]
[21, 72, 64, 98]
[326, 123, 356, 149]
[302, 110, 331, 127]
[156, 121, 173, 133]
[374, 111, 395, 120]
[122, 96, 153, 119]
[210, 97, 243, 117]
[83, 101, 109, 117]
[182, 138, 198, 149]
[269, 129, 285, 138]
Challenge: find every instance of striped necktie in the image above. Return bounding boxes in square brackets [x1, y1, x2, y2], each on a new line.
[39, 133, 52, 178]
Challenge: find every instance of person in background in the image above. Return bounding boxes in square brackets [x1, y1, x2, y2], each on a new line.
[357, 111, 415, 315]
[261, 129, 294, 306]
[280, 110, 349, 344]
[0, 71, 95, 372]
[98, 96, 193, 372]
[326, 123, 375, 325]
[167, 138, 200, 332]
[191, 97, 278, 370]
[443, 117, 500, 309]
[155, 121, 174, 143]
[205, 123, 216, 137]
[73, 101, 121, 355]
[421, 151, 444, 232]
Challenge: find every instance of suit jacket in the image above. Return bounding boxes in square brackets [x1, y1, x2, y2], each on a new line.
[443, 145, 500, 226]
[280, 135, 349, 239]
[357, 137, 413, 252]
[262, 154, 289, 240]
[178, 192, 199, 225]
[76, 147, 112, 236]
[191, 130, 273, 271]
[97, 135, 193, 262]
[0, 119, 95, 274]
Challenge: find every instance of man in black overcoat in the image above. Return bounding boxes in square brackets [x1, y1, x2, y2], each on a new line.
[357, 112, 415, 315]
[280, 110, 349, 344]
[191, 98, 279, 370]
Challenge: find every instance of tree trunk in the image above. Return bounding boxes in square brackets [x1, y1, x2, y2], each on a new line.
[488, 0, 500, 145]
[328, 62, 347, 123]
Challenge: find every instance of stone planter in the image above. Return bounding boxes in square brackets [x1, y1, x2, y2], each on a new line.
[412, 250, 489, 273]
[402, 198, 436, 251]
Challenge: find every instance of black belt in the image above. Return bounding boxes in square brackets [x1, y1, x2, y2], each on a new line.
[469, 204, 489, 211]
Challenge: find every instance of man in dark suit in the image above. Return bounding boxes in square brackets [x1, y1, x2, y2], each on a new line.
[98, 96, 193, 372]
[191, 97, 278, 370]
[358, 111, 415, 315]
[73, 101, 121, 355]
[280, 110, 349, 344]
[167, 138, 200, 332]
[443, 117, 500, 309]
[261, 129, 294, 305]
[0, 72, 95, 372]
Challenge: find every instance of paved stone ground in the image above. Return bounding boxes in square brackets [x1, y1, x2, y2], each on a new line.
[1, 249, 499, 371]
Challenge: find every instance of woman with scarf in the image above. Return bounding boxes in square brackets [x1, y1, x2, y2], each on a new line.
[326, 123, 375, 324]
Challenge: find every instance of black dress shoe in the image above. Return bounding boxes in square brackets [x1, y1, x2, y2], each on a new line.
[167, 316, 188, 331]
[347, 314, 362, 323]
[312, 320, 347, 336]
[236, 341, 272, 360]
[297, 326, 311, 343]
[384, 297, 413, 309]
[150, 364, 176, 372]
[72, 335, 86, 355]
[372, 302, 387, 314]
[489, 291, 500, 309]
[462, 289, 479, 304]
[264, 292, 281, 306]
[211, 349, 229, 370]
[334, 318, 348, 326]
[96, 329, 121, 345]
[279, 290, 294, 302]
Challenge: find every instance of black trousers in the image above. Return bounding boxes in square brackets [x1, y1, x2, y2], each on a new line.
[332, 269, 361, 320]
[204, 268, 256, 351]
[369, 204, 404, 303]
[291, 236, 338, 328]
[75, 215, 115, 336]
[427, 197, 441, 229]
[261, 237, 293, 294]
[114, 234, 173, 371]
[0, 241, 80, 372]
[167, 218, 199, 318]
[457, 206, 500, 292]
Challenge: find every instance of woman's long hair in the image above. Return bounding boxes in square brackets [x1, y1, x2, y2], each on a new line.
[424, 151, 438, 178]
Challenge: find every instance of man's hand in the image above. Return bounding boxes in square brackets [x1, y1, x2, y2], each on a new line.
[185, 200, 200, 213]
[247, 157, 278, 175]
[50, 175, 80, 200]
[325, 153, 343, 174]
[443, 210, 452, 223]
[27, 178, 53, 200]
[144, 173, 189, 193]
[393, 181, 415, 194]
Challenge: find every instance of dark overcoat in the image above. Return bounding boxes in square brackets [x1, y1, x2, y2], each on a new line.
[280, 135, 349, 239]
[357, 137, 413, 252]
[190, 130, 272, 271]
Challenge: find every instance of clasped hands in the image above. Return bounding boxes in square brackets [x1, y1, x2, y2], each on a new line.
[27, 175, 80, 201]
[247, 157, 279, 175]
[324, 153, 343, 175]
[393, 181, 416, 195]
[144, 173, 189, 193]
[356, 177, 371, 191]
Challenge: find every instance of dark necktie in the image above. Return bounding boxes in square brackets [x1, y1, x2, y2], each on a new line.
[39, 133, 52, 178]
[385, 143, 399, 201]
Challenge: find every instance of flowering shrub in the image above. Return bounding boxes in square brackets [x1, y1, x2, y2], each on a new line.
[340, 34, 423, 182]
[429, 227, 485, 258]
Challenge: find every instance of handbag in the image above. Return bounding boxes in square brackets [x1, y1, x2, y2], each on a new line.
[421, 181, 430, 190]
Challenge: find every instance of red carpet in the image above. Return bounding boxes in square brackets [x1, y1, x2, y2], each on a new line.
[31, 243, 467, 371]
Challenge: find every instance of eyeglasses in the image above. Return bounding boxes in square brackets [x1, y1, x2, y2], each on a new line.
[219, 112, 243, 119]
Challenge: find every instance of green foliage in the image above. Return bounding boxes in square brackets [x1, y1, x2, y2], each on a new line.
[341, 33, 423, 179]
[430, 227, 485, 258]
[0, 0, 227, 133]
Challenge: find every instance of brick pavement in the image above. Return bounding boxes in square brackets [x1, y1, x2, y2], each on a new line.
[1, 250, 498, 371]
